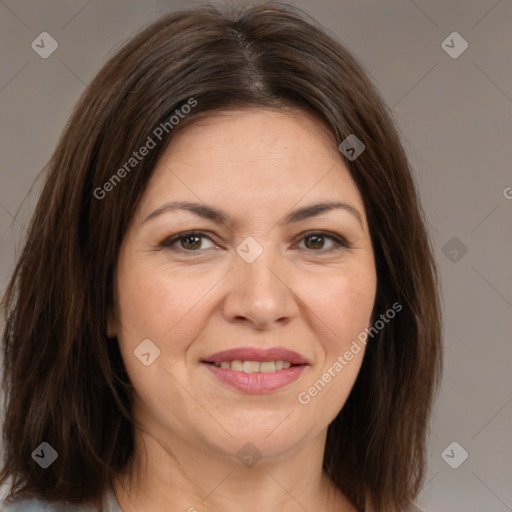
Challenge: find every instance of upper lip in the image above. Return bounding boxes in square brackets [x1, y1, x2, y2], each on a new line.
[202, 347, 310, 365]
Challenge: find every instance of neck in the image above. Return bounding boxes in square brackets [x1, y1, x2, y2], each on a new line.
[112, 426, 356, 512]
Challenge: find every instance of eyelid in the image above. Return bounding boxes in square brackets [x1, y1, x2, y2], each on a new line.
[293, 229, 351, 250]
[159, 230, 218, 249]
[159, 230, 351, 254]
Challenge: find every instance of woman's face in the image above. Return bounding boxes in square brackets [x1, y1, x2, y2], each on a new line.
[109, 108, 377, 462]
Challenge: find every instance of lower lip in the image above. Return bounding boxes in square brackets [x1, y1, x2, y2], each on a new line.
[202, 363, 307, 393]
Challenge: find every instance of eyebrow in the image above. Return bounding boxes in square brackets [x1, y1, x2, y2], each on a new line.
[142, 200, 363, 228]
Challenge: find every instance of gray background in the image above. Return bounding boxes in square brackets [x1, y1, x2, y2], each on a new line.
[0, 0, 511, 510]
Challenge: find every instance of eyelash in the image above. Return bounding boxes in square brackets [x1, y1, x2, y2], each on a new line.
[159, 230, 351, 254]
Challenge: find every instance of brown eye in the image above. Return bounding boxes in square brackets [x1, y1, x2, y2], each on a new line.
[296, 231, 349, 253]
[304, 234, 325, 250]
[180, 234, 202, 250]
[160, 230, 349, 255]
[160, 231, 216, 252]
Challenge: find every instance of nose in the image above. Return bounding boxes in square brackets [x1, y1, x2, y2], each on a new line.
[221, 245, 299, 330]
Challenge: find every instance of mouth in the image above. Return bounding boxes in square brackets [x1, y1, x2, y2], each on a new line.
[202, 346, 310, 366]
[204, 360, 299, 372]
[200, 347, 310, 393]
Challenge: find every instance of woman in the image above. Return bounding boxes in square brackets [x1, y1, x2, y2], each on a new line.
[0, 2, 442, 511]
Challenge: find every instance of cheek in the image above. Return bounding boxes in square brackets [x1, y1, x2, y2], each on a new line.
[113, 256, 229, 382]
[115, 256, 211, 339]
[296, 269, 375, 420]
[312, 263, 377, 351]
[113, 260, 195, 412]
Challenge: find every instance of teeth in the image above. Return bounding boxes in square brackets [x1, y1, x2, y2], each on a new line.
[212, 360, 293, 372]
[259, 361, 276, 373]
[243, 360, 260, 373]
[231, 360, 244, 371]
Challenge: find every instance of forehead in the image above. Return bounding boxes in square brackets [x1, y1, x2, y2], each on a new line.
[162, 107, 337, 164]
[135, 108, 367, 222]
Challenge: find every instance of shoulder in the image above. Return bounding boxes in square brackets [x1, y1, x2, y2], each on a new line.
[0, 496, 97, 511]
[0, 484, 121, 512]
[408, 504, 429, 512]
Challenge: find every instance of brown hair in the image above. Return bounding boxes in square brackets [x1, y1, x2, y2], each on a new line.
[0, 2, 442, 511]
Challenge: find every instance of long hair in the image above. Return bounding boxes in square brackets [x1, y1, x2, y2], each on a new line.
[0, 3, 442, 510]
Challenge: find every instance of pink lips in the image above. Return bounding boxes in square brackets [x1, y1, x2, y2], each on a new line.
[202, 347, 310, 365]
[201, 347, 310, 394]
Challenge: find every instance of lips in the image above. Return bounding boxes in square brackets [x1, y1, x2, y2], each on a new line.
[201, 347, 310, 365]
[200, 346, 310, 394]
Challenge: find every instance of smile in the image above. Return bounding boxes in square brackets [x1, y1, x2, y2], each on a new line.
[201, 346, 310, 393]
[210, 360, 293, 372]
[202, 360, 308, 393]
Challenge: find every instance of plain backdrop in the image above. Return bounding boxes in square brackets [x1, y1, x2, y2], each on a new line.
[0, 1, 511, 511]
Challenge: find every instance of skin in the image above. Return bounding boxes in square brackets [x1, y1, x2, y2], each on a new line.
[108, 108, 377, 512]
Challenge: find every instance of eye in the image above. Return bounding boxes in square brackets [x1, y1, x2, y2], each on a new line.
[160, 231, 217, 252]
[294, 231, 350, 253]
[159, 230, 350, 254]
